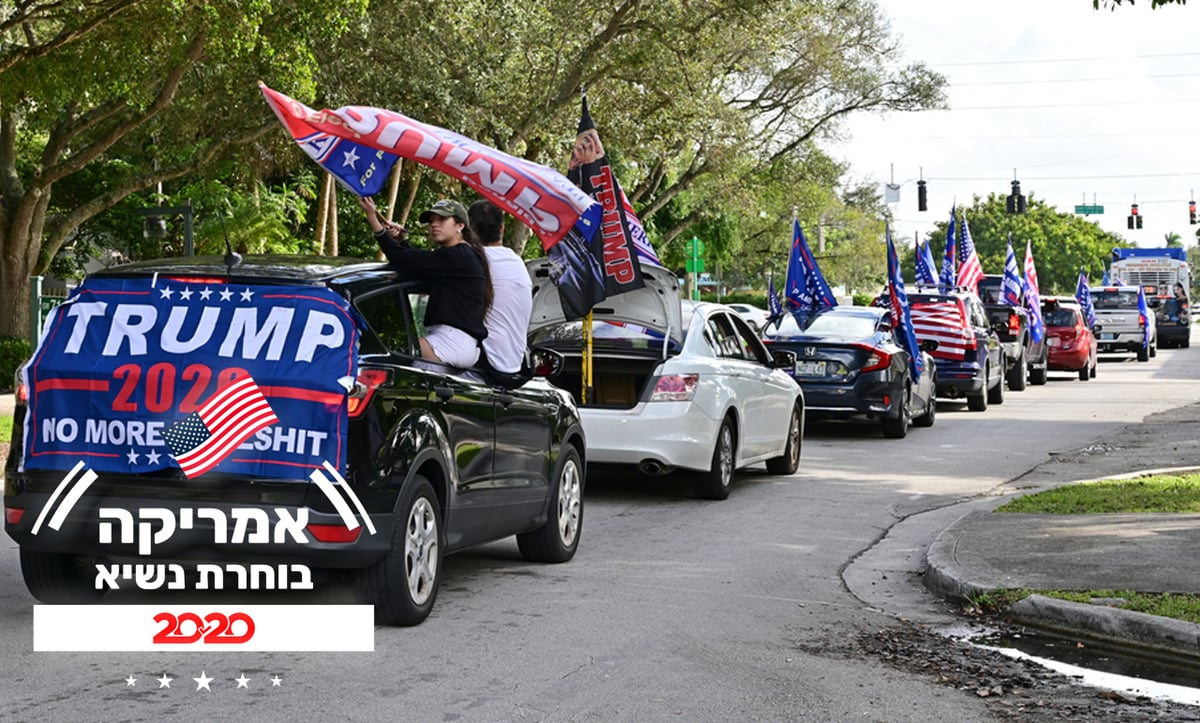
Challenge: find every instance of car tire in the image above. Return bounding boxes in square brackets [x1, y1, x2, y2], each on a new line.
[987, 363, 1005, 405]
[967, 368, 988, 412]
[881, 391, 909, 439]
[1150, 342, 1157, 358]
[1182, 338, 1190, 349]
[1029, 363, 1048, 386]
[1091, 360, 1097, 378]
[913, 379, 937, 428]
[517, 445, 584, 563]
[765, 403, 802, 475]
[693, 417, 735, 500]
[1079, 364, 1089, 381]
[1137, 345, 1149, 362]
[20, 549, 106, 604]
[357, 475, 442, 626]
[1007, 349, 1027, 391]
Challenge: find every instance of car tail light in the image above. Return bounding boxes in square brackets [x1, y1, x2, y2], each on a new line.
[854, 344, 892, 373]
[164, 276, 229, 285]
[306, 523, 362, 543]
[649, 374, 698, 402]
[347, 368, 389, 418]
[6, 507, 24, 525]
[15, 379, 27, 404]
[1007, 312, 1020, 335]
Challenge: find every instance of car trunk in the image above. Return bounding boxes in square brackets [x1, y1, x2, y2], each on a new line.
[542, 351, 664, 409]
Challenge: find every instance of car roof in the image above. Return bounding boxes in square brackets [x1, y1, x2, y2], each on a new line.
[89, 254, 389, 284]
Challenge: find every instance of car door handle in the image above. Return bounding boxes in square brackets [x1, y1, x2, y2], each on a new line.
[433, 385, 454, 401]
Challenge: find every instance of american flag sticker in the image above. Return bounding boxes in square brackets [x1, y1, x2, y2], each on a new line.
[162, 376, 278, 478]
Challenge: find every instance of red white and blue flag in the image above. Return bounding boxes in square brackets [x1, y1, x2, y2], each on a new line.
[1023, 239, 1046, 343]
[784, 219, 838, 313]
[1137, 285, 1152, 348]
[1001, 235, 1023, 306]
[260, 83, 605, 320]
[1076, 268, 1096, 329]
[939, 207, 957, 289]
[957, 212, 984, 296]
[910, 301, 972, 360]
[885, 227, 924, 379]
[162, 376, 278, 479]
[915, 237, 938, 286]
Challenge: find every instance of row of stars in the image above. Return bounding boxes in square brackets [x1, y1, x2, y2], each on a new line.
[126, 448, 165, 465]
[124, 672, 282, 690]
[157, 286, 256, 302]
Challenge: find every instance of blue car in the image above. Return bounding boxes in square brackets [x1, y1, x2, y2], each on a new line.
[762, 306, 936, 439]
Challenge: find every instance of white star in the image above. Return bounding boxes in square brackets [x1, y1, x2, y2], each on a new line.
[125, 675, 137, 687]
[240, 287, 254, 301]
[126, 449, 140, 465]
[270, 675, 282, 687]
[219, 288, 234, 302]
[179, 288, 193, 300]
[146, 450, 161, 465]
[159, 286, 174, 299]
[157, 674, 172, 688]
[342, 147, 360, 168]
[193, 671, 213, 691]
[199, 287, 213, 300]
[235, 673, 250, 689]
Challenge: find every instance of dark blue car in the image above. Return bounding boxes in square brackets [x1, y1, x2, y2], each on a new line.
[762, 306, 936, 439]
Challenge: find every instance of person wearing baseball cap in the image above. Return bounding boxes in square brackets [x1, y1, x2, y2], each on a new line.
[359, 195, 493, 368]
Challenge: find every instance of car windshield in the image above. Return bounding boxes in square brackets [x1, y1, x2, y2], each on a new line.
[766, 311, 878, 338]
[1093, 290, 1140, 308]
[1043, 307, 1079, 327]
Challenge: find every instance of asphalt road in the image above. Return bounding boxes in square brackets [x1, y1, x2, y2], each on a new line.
[3, 345, 1200, 721]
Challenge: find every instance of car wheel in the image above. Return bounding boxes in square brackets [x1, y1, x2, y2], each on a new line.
[1029, 363, 1048, 386]
[357, 475, 442, 626]
[517, 445, 584, 563]
[1007, 349, 1027, 391]
[766, 403, 802, 475]
[693, 417, 735, 500]
[987, 364, 1005, 405]
[881, 390, 909, 439]
[1090, 360, 1097, 378]
[1182, 338, 1190, 349]
[1079, 364, 1090, 381]
[913, 388, 936, 428]
[20, 549, 105, 604]
[1137, 344, 1149, 362]
[967, 365, 988, 412]
[1150, 342, 1157, 358]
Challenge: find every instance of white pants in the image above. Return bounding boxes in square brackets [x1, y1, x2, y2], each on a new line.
[425, 325, 480, 368]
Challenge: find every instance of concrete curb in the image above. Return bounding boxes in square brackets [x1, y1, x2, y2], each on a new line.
[1004, 594, 1200, 665]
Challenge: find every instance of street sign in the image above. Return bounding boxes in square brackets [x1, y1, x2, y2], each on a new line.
[685, 237, 705, 256]
[1074, 205, 1104, 215]
[685, 258, 705, 273]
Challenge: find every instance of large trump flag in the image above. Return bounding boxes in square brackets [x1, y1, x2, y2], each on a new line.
[261, 83, 606, 320]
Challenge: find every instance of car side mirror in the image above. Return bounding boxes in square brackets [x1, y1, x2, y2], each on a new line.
[771, 349, 797, 370]
[529, 348, 564, 378]
[920, 339, 939, 353]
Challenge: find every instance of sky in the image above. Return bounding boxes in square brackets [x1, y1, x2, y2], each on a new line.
[831, 0, 1200, 255]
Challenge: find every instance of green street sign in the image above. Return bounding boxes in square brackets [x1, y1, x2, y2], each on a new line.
[686, 258, 705, 273]
[685, 237, 705, 256]
[1074, 204, 1104, 215]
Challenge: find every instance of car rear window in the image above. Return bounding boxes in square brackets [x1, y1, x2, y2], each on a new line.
[1043, 307, 1079, 327]
[1093, 290, 1140, 308]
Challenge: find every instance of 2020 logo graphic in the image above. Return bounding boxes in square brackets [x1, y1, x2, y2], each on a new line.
[152, 611, 255, 645]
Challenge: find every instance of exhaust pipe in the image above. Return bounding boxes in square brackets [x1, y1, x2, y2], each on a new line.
[638, 460, 665, 476]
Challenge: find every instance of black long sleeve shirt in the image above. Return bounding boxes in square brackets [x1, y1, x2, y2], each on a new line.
[375, 230, 488, 340]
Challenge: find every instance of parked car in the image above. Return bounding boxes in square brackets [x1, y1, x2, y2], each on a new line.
[4, 255, 586, 626]
[1041, 296, 1098, 381]
[1093, 285, 1156, 361]
[527, 261, 804, 500]
[726, 302, 771, 332]
[1155, 297, 1191, 349]
[906, 287, 1006, 412]
[761, 306, 936, 439]
[977, 274, 1048, 389]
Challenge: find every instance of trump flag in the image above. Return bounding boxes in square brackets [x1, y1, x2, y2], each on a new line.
[260, 83, 605, 320]
[1023, 239, 1046, 343]
[939, 207, 957, 289]
[1076, 269, 1096, 329]
[885, 227, 924, 380]
[1001, 235, 1023, 306]
[784, 219, 838, 313]
[915, 237, 938, 286]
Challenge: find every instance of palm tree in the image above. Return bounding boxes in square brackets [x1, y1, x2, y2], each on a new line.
[1164, 231, 1183, 247]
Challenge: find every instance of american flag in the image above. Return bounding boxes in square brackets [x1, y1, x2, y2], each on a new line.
[1023, 239, 1046, 343]
[910, 300, 972, 360]
[162, 376, 279, 479]
[1001, 236, 1023, 306]
[939, 208, 957, 289]
[957, 213, 984, 295]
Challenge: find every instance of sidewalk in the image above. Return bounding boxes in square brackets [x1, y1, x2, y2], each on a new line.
[923, 400, 1200, 662]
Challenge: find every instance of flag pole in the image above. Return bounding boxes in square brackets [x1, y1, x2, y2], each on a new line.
[579, 85, 594, 407]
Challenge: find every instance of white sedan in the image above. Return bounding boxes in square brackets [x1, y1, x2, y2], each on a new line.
[527, 262, 804, 499]
[726, 302, 771, 331]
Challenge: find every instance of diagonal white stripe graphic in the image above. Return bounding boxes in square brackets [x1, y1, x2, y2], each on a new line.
[322, 461, 376, 536]
[308, 468, 360, 531]
[31, 461, 84, 535]
[47, 468, 98, 532]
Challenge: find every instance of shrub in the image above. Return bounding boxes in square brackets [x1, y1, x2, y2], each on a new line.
[0, 336, 32, 391]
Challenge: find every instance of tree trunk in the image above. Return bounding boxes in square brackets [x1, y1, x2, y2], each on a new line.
[0, 240, 35, 343]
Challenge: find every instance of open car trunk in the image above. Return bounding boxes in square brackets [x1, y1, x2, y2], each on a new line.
[542, 351, 665, 409]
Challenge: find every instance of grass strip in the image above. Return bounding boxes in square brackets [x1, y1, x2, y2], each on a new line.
[997, 473, 1200, 514]
[965, 589, 1200, 625]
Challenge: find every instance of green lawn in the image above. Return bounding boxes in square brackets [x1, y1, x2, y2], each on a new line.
[0, 414, 11, 443]
[997, 473, 1200, 514]
[967, 588, 1200, 625]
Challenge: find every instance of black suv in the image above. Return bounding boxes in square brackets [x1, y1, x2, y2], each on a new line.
[5, 255, 586, 626]
[907, 288, 1006, 412]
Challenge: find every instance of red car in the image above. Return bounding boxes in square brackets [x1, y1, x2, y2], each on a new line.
[1041, 297, 1097, 381]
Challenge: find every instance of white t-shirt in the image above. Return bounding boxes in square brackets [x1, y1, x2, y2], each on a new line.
[482, 245, 533, 373]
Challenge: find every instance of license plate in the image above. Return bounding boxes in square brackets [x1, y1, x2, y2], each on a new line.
[1100, 333, 1115, 340]
[1047, 336, 1059, 345]
[794, 360, 826, 377]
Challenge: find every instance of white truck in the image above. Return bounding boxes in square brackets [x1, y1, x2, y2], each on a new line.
[1110, 247, 1190, 300]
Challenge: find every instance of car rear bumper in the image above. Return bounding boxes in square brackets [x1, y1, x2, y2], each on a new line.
[930, 359, 984, 397]
[801, 374, 903, 421]
[581, 402, 718, 472]
[1096, 330, 1147, 352]
[1046, 344, 1091, 370]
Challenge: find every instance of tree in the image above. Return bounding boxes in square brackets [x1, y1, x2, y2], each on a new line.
[1094, 0, 1186, 8]
[0, 0, 364, 340]
[1164, 231, 1183, 247]
[930, 194, 1127, 294]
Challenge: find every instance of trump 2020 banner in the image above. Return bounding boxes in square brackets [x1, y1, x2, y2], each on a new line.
[21, 277, 358, 479]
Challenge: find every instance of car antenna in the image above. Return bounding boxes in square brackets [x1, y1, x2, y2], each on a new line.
[220, 212, 242, 271]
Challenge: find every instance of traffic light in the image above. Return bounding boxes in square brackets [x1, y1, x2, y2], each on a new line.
[917, 180, 927, 212]
[1128, 203, 1143, 230]
[1190, 200, 1197, 225]
[1007, 180, 1026, 214]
